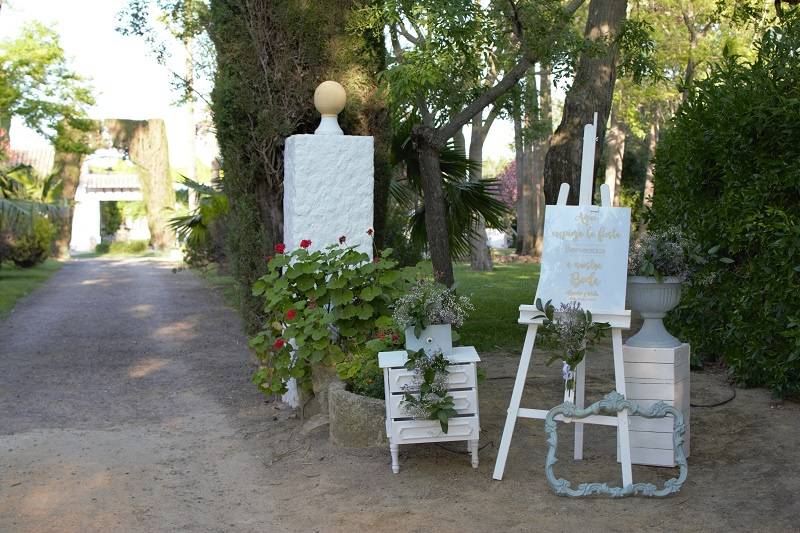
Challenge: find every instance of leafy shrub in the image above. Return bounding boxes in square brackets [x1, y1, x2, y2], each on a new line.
[336, 330, 405, 399]
[250, 241, 418, 396]
[650, 15, 800, 396]
[100, 201, 123, 237]
[9, 215, 55, 267]
[95, 240, 149, 255]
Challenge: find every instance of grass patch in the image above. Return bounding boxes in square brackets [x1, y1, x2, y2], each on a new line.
[0, 259, 63, 318]
[454, 261, 540, 354]
[193, 262, 239, 308]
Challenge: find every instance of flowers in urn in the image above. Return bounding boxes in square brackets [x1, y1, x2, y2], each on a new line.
[392, 279, 473, 356]
[628, 226, 692, 281]
[626, 226, 730, 347]
[535, 299, 610, 393]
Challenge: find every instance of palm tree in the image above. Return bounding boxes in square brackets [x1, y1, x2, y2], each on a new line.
[389, 119, 509, 259]
[168, 174, 228, 265]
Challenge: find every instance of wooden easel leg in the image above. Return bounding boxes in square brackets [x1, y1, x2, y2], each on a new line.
[573, 359, 586, 460]
[493, 324, 538, 481]
[611, 328, 633, 486]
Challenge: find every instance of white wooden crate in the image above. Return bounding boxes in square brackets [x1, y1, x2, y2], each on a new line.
[379, 346, 481, 473]
[621, 343, 691, 467]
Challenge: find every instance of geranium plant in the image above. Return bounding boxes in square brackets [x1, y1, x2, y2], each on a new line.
[392, 279, 473, 337]
[400, 348, 458, 433]
[249, 240, 417, 395]
[535, 299, 610, 393]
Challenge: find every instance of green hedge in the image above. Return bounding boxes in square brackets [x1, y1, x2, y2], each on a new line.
[650, 15, 800, 396]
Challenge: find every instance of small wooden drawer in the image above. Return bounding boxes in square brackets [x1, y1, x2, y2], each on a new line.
[388, 389, 478, 419]
[390, 415, 479, 444]
[387, 364, 476, 392]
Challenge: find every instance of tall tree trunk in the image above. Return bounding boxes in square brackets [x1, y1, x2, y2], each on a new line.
[52, 151, 84, 256]
[519, 70, 539, 256]
[603, 106, 625, 206]
[469, 114, 492, 271]
[642, 106, 661, 208]
[514, 97, 526, 255]
[532, 66, 552, 257]
[106, 119, 176, 250]
[543, 0, 627, 205]
[417, 139, 455, 286]
[371, 106, 392, 252]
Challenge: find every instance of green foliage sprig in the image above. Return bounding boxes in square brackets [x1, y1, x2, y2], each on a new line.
[401, 349, 457, 433]
[250, 242, 417, 395]
[535, 299, 610, 392]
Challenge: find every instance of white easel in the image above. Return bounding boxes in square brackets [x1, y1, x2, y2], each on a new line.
[492, 114, 634, 486]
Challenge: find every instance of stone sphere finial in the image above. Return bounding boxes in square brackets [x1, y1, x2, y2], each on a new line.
[314, 81, 346, 135]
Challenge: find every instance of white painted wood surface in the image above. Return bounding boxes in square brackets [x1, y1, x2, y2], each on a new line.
[492, 115, 636, 487]
[620, 343, 691, 467]
[379, 347, 481, 474]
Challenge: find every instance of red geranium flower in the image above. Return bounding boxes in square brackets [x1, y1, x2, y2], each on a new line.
[274, 243, 286, 254]
[339, 235, 346, 244]
[286, 309, 297, 321]
[300, 239, 312, 249]
[377, 332, 386, 340]
[391, 334, 399, 343]
[273, 338, 285, 349]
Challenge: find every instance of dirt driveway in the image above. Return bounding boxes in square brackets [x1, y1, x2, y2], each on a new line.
[1, 257, 798, 532]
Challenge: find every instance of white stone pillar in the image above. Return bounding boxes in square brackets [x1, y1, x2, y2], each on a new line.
[70, 191, 101, 252]
[281, 81, 374, 407]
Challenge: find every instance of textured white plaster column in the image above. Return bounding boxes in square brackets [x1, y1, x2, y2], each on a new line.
[284, 134, 374, 256]
[281, 133, 374, 408]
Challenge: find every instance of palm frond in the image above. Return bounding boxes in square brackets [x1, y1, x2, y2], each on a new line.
[389, 116, 510, 257]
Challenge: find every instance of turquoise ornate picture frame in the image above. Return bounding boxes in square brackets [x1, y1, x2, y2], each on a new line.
[544, 391, 688, 498]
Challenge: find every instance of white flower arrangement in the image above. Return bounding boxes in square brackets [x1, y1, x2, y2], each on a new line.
[392, 279, 474, 337]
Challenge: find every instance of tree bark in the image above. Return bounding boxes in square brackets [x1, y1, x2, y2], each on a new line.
[603, 106, 625, 206]
[642, 106, 661, 208]
[416, 138, 455, 286]
[543, 0, 627, 205]
[532, 66, 552, 257]
[514, 97, 527, 255]
[518, 70, 540, 256]
[469, 114, 492, 271]
[52, 151, 84, 256]
[106, 119, 176, 250]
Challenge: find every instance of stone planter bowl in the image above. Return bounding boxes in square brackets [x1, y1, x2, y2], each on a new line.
[328, 382, 387, 448]
[626, 276, 683, 348]
[404, 324, 453, 356]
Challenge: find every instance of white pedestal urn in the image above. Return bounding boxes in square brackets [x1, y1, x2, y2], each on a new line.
[404, 324, 453, 356]
[626, 276, 683, 348]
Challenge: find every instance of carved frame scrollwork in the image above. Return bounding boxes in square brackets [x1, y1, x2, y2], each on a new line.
[544, 391, 688, 498]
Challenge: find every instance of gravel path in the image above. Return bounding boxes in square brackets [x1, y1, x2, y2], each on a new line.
[0, 257, 281, 532]
[1, 256, 798, 532]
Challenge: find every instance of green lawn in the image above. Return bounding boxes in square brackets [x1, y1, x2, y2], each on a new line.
[0, 259, 63, 318]
[194, 259, 539, 354]
[454, 261, 540, 354]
